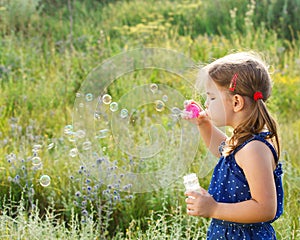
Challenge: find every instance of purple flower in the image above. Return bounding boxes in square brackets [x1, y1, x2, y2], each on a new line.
[75, 191, 81, 197]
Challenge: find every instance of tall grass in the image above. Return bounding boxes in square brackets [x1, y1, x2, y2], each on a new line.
[0, 0, 299, 239]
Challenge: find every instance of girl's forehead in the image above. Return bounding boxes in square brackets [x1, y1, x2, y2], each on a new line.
[205, 79, 219, 91]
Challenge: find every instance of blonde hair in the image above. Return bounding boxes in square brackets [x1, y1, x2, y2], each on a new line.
[206, 52, 280, 161]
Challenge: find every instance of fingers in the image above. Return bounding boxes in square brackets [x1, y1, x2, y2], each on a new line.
[198, 110, 208, 118]
[199, 187, 208, 195]
[185, 190, 202, 198]
[186, 209, 198, 216]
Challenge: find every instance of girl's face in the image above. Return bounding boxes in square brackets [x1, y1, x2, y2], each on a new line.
[204, 79, 233, 127]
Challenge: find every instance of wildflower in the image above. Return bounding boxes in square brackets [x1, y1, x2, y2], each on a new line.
[75, 191, 81, 197]
[81, 209, 88, 216]
[114, 195, 120, 201]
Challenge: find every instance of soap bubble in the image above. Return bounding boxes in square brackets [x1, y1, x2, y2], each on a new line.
[155, 100, 165, 112]
[102, 94, 112, 104]
[162, 95, 168, 102]
[150, 83, 158, 94]
[47, 143, 55, 150]
[120, 109, 129, 119]
[96, 129, 110, 139]
[33, 144, 42, 151]
[64, 125, 73, 135]
[76, 130, 86, 139]
[69, 148, 78, 157]
[39, 175, 51, 187]
[171, 107, 182, 115]
[32, 156, 41, 166]
[82, 141, 92, 150]
[85, 93, 93, 102]
[72, 48, 214, 193]
[183, 99, 190, 107]
[94, 112, 101, 120]
[109, 102, 118, 112]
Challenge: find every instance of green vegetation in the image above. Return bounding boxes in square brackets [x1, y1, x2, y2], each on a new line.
[0, 0, 299, 239]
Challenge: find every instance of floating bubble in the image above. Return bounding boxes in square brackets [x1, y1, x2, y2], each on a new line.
[102, 94, 112, 104]
[150, 83, 158, 94]
[64, 125, 73, 135]
[39, 175, 51, 187]
[76, 129, 86, 139]
[155, 100, 165, 112]
[33, 144, 42, 151]
[85, 93, 93, 102]
[82, 141, 92, 150]
[72, 48, 205, 193]
[162, 95, 168, 102]
[32, 156, 41, 166]
[171, 107, 182, 115]
[110, 102, 119, 112]
[120, 109, 129, 119]
[69, 148, 78, 157]
[96, 129, 110, 139]
[68, 133, 76, 142]
[76, 92, 81, 98]
[183, 100, 190, 107]
[79, 103, 84, 108]
[94, 112, 101, 120]
[47, 143, 55, 150]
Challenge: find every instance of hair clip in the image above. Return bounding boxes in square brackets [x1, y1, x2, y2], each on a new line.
[229, 73, 238, 92]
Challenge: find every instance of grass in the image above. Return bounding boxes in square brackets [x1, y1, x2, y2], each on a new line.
[0, 0, 299, 239]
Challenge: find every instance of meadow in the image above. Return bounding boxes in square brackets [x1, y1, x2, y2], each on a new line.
[0, 0, 299, 239]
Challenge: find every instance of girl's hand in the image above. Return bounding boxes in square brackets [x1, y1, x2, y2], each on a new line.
[185, 188, 217, 218]
[182, 100, 210, 126]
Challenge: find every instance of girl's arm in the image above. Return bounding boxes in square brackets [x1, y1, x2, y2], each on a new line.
[184, 102, 227, 157]
[185, 140, 277, 223]
[197, 120, 227, 158]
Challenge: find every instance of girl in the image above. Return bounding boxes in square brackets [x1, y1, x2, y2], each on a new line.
[184, 52, 283, 239]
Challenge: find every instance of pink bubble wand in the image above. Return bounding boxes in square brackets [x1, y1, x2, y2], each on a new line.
[181, 102, 201, 119]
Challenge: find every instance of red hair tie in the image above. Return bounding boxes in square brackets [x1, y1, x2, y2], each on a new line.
[253, 91, 263, 101]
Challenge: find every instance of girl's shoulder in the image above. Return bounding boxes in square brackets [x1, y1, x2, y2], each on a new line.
[234, 134, 277, 170]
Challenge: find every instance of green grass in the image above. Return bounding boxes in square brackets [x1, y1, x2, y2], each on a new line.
[0, 0, 299, 239]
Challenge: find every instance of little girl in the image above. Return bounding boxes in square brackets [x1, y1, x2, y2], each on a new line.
[184, 52, 283, 239]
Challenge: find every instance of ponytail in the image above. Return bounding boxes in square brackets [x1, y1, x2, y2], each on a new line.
[225, 100, 280, 163]
[257, 100, 280, 161]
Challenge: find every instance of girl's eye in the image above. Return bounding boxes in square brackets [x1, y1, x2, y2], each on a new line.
[210, 98, 215, 100]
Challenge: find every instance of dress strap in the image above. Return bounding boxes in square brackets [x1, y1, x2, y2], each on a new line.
[233, 132, 278, 163]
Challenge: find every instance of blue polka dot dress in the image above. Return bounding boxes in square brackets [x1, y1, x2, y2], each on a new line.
[207, 132, 284, 240]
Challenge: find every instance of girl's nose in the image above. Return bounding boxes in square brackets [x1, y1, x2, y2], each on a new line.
[204, 100, 208, 109]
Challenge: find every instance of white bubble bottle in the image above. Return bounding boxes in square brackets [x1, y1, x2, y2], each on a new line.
[183, 173, 201, 192]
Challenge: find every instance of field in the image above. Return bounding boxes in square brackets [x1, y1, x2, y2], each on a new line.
[0, 0, 299, 239]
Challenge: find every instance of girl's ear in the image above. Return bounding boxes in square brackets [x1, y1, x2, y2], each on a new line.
[232, 94, 245, 112]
